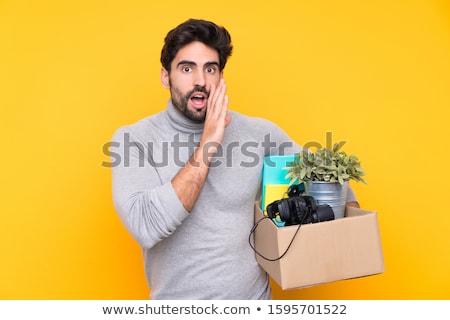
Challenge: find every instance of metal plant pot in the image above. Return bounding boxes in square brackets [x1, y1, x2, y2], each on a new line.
[305, 181, 349, 219]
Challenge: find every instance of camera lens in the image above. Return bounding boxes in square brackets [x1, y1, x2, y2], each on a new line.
[266, 196, 335, 226]
[312, 204, 335, 223]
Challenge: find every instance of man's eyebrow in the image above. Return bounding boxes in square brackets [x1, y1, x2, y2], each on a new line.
[176, 60, 220, 68]
[204, 61, 220, 68]
[177, 60, 196, 67]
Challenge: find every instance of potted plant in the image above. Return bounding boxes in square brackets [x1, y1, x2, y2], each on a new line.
[285, 143, 367, 219]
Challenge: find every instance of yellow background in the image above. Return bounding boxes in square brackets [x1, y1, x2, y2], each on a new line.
[1, 0, 449, 299]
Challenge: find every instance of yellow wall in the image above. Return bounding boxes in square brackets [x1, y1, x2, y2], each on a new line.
[1, 0, 449, 299]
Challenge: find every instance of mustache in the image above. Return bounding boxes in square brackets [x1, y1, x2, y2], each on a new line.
[185, 86, 210, 99]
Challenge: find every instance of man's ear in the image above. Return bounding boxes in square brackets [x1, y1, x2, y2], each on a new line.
[160, 67, 170, 88]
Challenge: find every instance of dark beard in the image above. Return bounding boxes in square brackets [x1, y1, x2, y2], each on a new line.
[171, 85, 209, 123]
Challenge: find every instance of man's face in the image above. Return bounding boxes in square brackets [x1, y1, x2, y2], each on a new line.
[161, 41, 223, 122]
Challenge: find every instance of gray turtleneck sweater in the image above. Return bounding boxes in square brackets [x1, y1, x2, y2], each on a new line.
[111, 100, 356, 299]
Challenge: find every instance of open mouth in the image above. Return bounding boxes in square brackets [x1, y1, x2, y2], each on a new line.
[190, 92, 208, 109]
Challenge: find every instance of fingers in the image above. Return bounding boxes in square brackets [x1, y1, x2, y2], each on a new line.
[207, 79, 228, 121]
[200, 79, 231, 154]
[208, 79, 226, 107]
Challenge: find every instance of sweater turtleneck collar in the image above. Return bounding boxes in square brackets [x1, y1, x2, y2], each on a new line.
[166, 99, 205, 134]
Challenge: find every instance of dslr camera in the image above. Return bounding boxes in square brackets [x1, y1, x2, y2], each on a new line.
[265, 184, 335, 226]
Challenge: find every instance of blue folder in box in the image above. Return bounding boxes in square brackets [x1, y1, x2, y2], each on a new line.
[261, 154, 296, 211]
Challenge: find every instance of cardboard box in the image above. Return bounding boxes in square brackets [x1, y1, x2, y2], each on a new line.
[253, 202, 384, 290]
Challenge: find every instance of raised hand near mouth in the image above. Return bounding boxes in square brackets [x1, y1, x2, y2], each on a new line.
[171, 78, 232, 212]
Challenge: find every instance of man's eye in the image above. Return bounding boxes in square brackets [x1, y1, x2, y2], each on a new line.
[182, 66, 192, 72]
[206, 67, 216, 73]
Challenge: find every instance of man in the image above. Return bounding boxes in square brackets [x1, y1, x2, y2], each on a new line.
[111, 19, 358, 299]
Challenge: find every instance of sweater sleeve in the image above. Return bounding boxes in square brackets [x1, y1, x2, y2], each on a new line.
[110, 127, 189, 249]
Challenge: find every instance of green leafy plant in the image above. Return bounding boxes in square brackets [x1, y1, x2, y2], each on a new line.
[285, 143, 367, 185]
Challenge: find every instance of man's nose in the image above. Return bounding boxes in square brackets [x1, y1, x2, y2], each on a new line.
[194, 70, 206, 87]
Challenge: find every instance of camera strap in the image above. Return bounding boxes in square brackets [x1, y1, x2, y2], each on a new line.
[248, 216, 302, 262]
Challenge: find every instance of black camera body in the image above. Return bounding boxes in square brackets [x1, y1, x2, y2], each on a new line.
[266, 190, 334, 226]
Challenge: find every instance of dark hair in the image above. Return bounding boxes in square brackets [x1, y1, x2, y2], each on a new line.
[160, 19, 233, 73]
